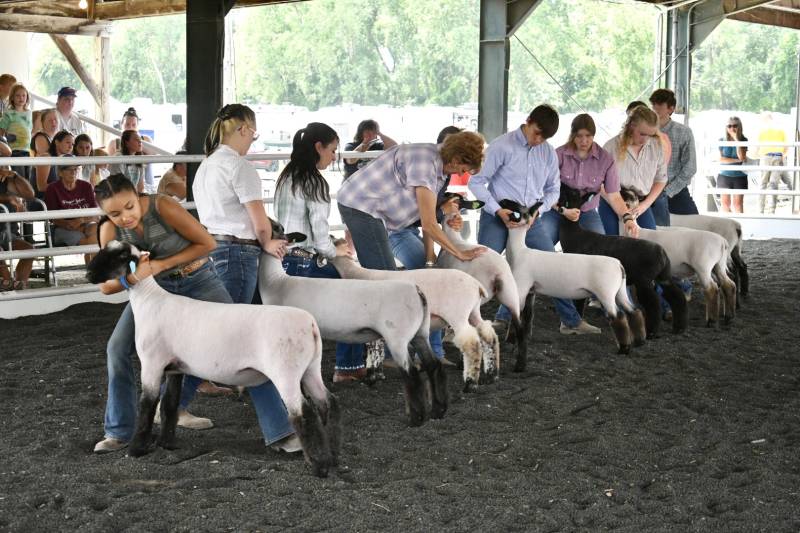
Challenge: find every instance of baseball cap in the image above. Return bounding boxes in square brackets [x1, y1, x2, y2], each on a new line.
[58, 87, 77, 98]
[59, 153, 80, 169]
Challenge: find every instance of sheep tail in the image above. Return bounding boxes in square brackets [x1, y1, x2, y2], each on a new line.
[416, 287, 431, 335]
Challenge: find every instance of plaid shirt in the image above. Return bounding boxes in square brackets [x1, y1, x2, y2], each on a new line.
[661, 119, 697, 198]
[274, 177, 337, 259]
[336, 144, 446, 231]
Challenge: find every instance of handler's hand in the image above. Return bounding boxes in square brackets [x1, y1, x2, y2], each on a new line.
[496, 208, 523, 229]
[457, 246, 487, 262]
[264, 238, 287, 259]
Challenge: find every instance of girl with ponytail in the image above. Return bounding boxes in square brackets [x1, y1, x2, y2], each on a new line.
[274, 123, 366, 382]
[192, 103, 301, 453]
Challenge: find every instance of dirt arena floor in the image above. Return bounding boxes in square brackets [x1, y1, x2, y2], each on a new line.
[1, 239, 799, 532]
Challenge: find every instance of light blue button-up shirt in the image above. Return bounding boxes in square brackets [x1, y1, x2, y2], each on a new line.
[468, 127, 560, 216]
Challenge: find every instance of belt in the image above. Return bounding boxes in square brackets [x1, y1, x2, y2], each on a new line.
[164, 257, 209, 279]
[211, 234, 260, 246]
[286, 247, 315, 259]
[766, 152, 784, 157]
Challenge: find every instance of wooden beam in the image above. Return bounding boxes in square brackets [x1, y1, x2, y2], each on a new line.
[94, 35, 111, 146]
[0, 14, 109, 35]
[50, 34, 103, 107]
[730, 6, 800, 28]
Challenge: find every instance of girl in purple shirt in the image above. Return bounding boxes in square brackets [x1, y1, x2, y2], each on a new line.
[541, 114, 639, 244]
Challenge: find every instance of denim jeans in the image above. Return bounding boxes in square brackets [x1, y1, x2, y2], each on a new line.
[104, 262, 232, 442]
[668, 187, 699, 215]
[282, 255, 365, 370]
[477, 210, 582, 327]
[210, 241, 294, 445]
[598, 197, 656, 236]
[651, 192, 671, 227]
[387, 226, 444, 357]
[539, 208, 605, 245]
[337, 204, 397, 270]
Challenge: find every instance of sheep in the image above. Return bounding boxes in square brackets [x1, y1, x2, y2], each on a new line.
[499, 200, 647, 357]
[330, 255, 498, 393]
[556, 186, 689, 338]
[669, 213, 749, 303]
[434, 195, 529, 369]
[619, 190, 737, 326]
[86, 241, 340, 478]
[258, 225, 447, 426]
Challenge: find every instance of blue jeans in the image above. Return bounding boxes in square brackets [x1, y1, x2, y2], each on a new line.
[539, 208, 605, 245]
[598, 197, 656, 235]
[477, 210, 582, 327]
[337, 204, 397, 270]
[387, 226, 444, 357]
[210, 242, 294, 445]
[668, 187, 699, 215]
[105, 262, 232, 442]
[282, 254, 365, 371]
[651, 192, 671, 227]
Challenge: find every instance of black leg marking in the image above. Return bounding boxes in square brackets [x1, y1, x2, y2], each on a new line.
[291, 398, 332, 478]
[400, 365, 428, 427]
[157, 373, 183, 450]
[609, 314, 632, 355]
[635, 283, 661, 339]
[514, 292, 535, 373]
[411, 336, 448, 420]
[660, 280, 689, 334]
[129, 392, 159, 457]
[324, 394, 342, 467]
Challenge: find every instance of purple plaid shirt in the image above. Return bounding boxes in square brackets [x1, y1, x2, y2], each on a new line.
[556, 142, 619, 212]
[336, 144, 446, 231]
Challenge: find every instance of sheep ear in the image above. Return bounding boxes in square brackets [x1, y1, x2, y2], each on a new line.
[459, 199, 484, 211]
[285, 232, 307, 244]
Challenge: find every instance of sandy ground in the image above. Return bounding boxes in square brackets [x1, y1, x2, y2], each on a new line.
[1, 239, 799, 532]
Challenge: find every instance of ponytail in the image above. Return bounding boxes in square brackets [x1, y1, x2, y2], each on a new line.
[204, 103, 256, 155]
[276, 122, 338, 204]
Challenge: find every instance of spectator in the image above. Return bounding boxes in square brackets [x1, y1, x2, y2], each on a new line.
[192, 103, 301, 454]
[718, 116, 748, 213]
[110, 130, 145, 193]
[342, 119, 397, 179]
[469, 104, 600, 335]
[0, 169, 35, 290]
[274, 122, 371, 382]
[156, 151, 188, 200]
[540, 113, 639, 244]
[649, 89, 698, 222]
[91, 148, 110, 186]
[31, 110, 43, 135]
[601, 105, 667, 234]
[107, 107, 155, 192]
[0, 74, 15, 158]
[756, 112, 791, 214]
[30, 110, 61, 198]
[33, 128, 73, 199]
[0, 83, 34, 179]
[44, 154, 98, 263]
[73, 133, 95, 182]
[55, 87, 84, 136]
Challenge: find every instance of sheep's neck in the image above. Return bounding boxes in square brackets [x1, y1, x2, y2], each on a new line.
[505, 226, 527, 265]
[442, 215, 468, 251]
[127, 276, 160, 310]
[260, 254, 288, 283]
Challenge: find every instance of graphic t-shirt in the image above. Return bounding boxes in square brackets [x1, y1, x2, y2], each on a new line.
[0, 109, 32, 151]
[44, 179, 97, 211]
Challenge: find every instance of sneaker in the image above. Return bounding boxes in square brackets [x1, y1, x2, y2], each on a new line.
[197, 381, 234, 396]
[439, 356, 458, 367]
[491, 319, 509, 335]
[154, 405, 214, 430]
[333, 367, 367, 383]
[269, 434, 303, 454]
[93, 437, 128, 454]
[560, 321, 601, 335]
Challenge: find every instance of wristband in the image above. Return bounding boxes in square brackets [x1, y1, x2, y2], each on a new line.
[118, 274, 131, 290]
[622, 213, 634, 223]
[425, 261, 436, 268]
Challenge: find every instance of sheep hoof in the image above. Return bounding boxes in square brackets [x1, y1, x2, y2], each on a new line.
[479, 370, 498, 385]
[513, 356, 527, 373]
[430, 402, 447, 420]
[365, 367, 385, 386]
[617, 344, 630, 355]
[633, 338, 646, 347]
[723, 315, 733, 325]
[310, 461, 330, 479]
[646, 332, 659, 340]
[156, 436, 177, 450]
[706, 319, 716, 328]
[462, 380, 478, 394]
[128, 443, 151, 457]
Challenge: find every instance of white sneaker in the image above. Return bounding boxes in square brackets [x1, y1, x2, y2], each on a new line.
[93, 437, 128, 454]
[560, 321, 601, 335]
[154, 404, 214, 430]
[269, 434, 303, 454]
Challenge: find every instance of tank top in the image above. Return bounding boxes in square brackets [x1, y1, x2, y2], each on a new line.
[115, 194, 191, 260]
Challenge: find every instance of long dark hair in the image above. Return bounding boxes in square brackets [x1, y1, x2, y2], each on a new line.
[49, 130, 74, 156]
[204, 103, 256, 155]
[94, 173, 140, 241]
[353, 119, 378, 144]
[276, 122, 338, 204]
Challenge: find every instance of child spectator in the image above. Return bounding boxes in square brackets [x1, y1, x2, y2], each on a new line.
[73, 133, 94, 182]
[0, 168, 35, 290]
[0, 83, 33, 179]
[156, 151, 188, 199]
[110, 130, 145, 193]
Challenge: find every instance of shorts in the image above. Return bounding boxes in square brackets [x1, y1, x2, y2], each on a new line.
[717, 174, 748, 190]
[52, 226, 85, 246]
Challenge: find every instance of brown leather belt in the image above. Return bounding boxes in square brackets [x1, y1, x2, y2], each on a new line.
[211, 234, 260, 246]
[164, 257, 209, 279]
[286, 247, 315, 259]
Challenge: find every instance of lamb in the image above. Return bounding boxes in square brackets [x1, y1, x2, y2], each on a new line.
[86, 241, 340, 478]
[258, 226, 447, 426]
[669, 213, 749, 302]
[556, 187, 689, 338]
[330, 256, 498, 393]
[499, 201, 647, 358]
[619, 190, 737, 325]
[435, 195, 529, 370]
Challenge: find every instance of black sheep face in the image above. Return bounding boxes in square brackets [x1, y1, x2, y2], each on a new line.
[619, 188, 640, 210]
[498, 199, 542, 223]
[559, 184, 595, 211]
[86, 241, 142, 284]
[268, 217, 307, 245]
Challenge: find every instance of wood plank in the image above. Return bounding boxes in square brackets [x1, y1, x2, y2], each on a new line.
[0, 13, 109, 35]
[50, 34, 103, 107]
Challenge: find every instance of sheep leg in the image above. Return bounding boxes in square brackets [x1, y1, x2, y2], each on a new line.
[474, 319, 500, 384]
[278, 382, 332, 478]
[156, 373, 183, 450]
[453, 326, 483, 393]
[410, 335, 448, 420]
[387, 342, 428, 426]
[364, 339, 385, 385]
[714, 264, 737, 324]
[510, 314, 528, 373]
[514, 292, 535, 372]
[129, 363, 163, 457]
[730, 245, 749, 299]
[608, 312, 632, 355]
[302, 366, 341, 467]
[658, 280, 689, 334]
[703, 283, 720, 327]
[635, 283, 662, 339]
[617, 283, 646, 346]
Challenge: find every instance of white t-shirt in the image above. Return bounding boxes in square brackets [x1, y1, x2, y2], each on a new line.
[193, 144, 263, 240]
[57, 112, 84, 136]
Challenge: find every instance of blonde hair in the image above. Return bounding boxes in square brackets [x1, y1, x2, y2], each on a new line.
[7, 83, 30, 111]
[616, 105, 661, 161]
[90, 147, 109, 186]
[204, 103, 256, 155]
[440, 131, 486, 171]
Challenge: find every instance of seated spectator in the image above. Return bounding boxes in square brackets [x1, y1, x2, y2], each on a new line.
[31, 119, 69, 198]
[73, 133, 94, 182]
[0, 83, 33, 180]
[44, 154, 98, 263]
[107, 107, 155, 191]
[109, 130, 145, 193]
[156, 151, 188, 199]
[90, 147, 110, 186]
[0, 73, 16, 115]
[55, 87, 84, 136]
[343, 119, 397, 178]
[31, 110, 42, 134]
[0, 168, 35, 290]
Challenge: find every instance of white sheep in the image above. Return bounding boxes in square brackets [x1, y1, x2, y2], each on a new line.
[669, 213, 749, 302]
[330, 256, 498, 393]
[258, 251, 447, 426]
[86, 241, 340, 478]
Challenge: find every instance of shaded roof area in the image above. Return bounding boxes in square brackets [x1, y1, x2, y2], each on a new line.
[638, 0, 800, 30]
[0, 0, 306, 35]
